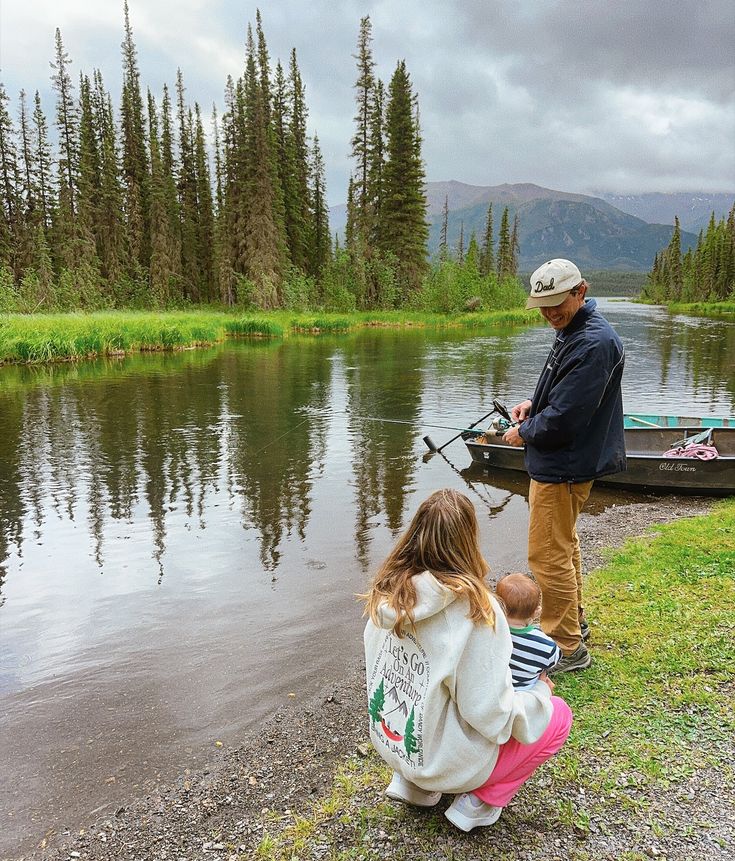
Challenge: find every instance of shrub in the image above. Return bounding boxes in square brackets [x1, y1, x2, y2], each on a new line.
[0, 266, 18, 312]
[282, 268, 317, 311]
[321, 253, 358, 312]
[233, 274, 258, 310]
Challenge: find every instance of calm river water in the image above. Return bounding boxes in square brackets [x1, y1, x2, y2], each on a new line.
[1, 299, 733, 852]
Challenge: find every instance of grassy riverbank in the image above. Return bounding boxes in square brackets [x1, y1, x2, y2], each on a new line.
[0, 308, 537, 365]
[667, 300, 735, 317]
[253, 499, 735, 860]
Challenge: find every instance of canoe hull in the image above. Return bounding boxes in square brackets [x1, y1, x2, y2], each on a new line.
[464, 426, 735, 495]
[625, 414, 732, 429]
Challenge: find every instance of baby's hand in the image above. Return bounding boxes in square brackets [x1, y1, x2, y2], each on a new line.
[539, 671, 555, 693]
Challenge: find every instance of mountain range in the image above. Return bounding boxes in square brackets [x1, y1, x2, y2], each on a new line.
[596, 192, 734, 234]
[330, 182, 733, 272]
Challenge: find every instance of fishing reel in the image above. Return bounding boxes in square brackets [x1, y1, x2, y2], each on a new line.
[489, 417, 512, 434]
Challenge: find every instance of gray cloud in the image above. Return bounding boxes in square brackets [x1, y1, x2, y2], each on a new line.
[1, 0, 733, 204]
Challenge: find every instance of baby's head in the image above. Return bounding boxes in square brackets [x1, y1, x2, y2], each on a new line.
[495, 573, 541, 625]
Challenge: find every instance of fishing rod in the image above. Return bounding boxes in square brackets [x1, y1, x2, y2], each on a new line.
[424, 400, 513, 454]
[425, 446, 507, 515]
[424, 407, 497, 454]
[355, 416, 485, 434]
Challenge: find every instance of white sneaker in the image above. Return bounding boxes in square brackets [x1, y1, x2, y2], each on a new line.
[385, 772, 441, 807]
[444, 792, 503, 831]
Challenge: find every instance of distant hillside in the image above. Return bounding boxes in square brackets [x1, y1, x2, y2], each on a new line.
[597, 192, 735, 234]
[424, 182, 698, 271]
[330, 181, 698, 272]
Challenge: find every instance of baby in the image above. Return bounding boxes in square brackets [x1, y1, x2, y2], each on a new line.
[495, 573, 561, 689]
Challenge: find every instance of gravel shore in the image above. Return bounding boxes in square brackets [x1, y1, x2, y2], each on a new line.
[13, 495, 734, 861]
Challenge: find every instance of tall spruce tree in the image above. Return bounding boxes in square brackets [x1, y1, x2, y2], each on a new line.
[510, 213, 520, 276]
[211, 103, 224, 216]
[193, 103, 215, 301]
[243, 25, 284, 305]
[465, 231, 480, 273]
[227, 75, 250, 284]
[17, 91, 35, 228]
[350, 16, 376, 246]
[669, 216, 683, 299]
[218, 78, 239, 303]
[50, 28, 79, 272]
[59, 74, 101, 308]
[176, 70, 200, 298]
[0, 82, 19, 272]
[287, 49, 311, 272]
[497, 206, 512, 279]
[211, 102, 233, 305]
[480, 203, 494, 275]
[147, 90, 177, 304]
[308, 134, 330, 278]
[256, 11, 289, 281]
[120, 1, 150, 272]
[74, 73, 104, 303]
[381, 61, 428, 294]
[77, 75, 101, 232]
[345, 173, 356, 252]
[367, 78, 385, 248]
[159, 84, 182, 291]
[94, 75, 127, 286]
[439, 194, 449, 261]
[50, 29, 77, 220]
[32, 91, 55, 232]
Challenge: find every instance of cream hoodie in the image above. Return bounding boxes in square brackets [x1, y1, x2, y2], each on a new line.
[364, 571, 553, 793]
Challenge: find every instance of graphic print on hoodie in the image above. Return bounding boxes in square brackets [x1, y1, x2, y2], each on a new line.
[367, 629, 430, 768]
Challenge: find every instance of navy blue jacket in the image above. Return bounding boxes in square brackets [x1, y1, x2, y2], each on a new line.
[519, 299, 626, 483]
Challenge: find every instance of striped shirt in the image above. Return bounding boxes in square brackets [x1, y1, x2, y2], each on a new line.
[507, 625, 561, 690]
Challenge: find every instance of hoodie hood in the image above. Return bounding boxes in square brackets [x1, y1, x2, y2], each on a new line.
[374, 571, 458, 629]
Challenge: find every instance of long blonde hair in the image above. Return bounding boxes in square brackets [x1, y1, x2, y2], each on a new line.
[363, 488, 495, 636]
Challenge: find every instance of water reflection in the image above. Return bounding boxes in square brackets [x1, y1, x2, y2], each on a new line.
[0, 303, 733, 853]
[648, 311, 735, 405]
[342, 331, 424, 566]
[460, 462, 657, 514]
[0, 303, 733, 596]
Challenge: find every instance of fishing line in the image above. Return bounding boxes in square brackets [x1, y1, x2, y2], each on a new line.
[429, 447, 506, 516]
[353, 415, 481, 434]
[248, 417, 312, 458]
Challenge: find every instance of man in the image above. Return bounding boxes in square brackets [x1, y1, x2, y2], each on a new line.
[503, 259, 625, 673]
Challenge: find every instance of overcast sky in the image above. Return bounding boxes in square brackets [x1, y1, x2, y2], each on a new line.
[1, 0, 733, 205]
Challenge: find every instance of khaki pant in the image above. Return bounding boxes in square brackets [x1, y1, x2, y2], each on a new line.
[528, 479, 593, 655]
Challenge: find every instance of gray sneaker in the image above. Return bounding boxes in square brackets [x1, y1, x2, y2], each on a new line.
[549, 643, 591, 674]
[580, 619, 590, 642]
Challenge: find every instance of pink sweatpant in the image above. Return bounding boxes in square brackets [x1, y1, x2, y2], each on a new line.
[472, 696, 573, 807]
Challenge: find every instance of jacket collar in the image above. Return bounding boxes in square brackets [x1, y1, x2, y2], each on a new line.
[562, 298, 597, 337]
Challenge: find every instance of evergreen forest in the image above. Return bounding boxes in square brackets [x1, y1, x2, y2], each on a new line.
[643, 205, 735, 303]
[0, 6, 524, 316]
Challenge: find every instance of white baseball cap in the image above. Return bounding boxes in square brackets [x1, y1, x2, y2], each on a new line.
[526, 259, 583, 309]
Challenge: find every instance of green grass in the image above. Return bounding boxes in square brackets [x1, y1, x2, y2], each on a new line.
[549, 500, 735, 788]
[0, 308, 538, 365]
[248, 499, 735, 860]
[667, 300, 735, 317]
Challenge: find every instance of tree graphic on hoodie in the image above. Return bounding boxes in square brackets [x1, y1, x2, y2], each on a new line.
[368, 678, 385, 726]
[403, 706, 418, 756]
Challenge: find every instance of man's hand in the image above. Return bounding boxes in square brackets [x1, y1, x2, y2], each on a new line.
[510, 399, 532, 422]
[503, 425, 525, 447]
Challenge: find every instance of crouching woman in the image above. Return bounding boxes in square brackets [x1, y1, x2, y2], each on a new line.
[362, 489, 572, 831]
